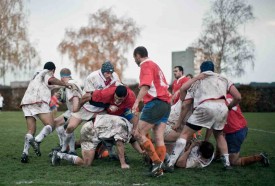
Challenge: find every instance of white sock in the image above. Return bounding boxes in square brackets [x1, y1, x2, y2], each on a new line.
[57, 152, 78, 164]
[221, 153, 230, 167]
[56, 125, 65, 146]
[35, 125, 53, 142]
[168, 138, 187, 166]
[61, 132, 73, 152]
[23, 134, 33, 155]
[68, 132, 75, 153]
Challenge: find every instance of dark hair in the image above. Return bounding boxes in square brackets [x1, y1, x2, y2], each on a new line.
[44, 61, 56, 71]
[199, 141, 214, 159]
[200, 61, 214, 72]
[174, 66, 184, 73]
[115, 85, 128, 97]
[186, 73, 193, 79]
[60, 68, 71, 76]
[133, 46, 148, 58]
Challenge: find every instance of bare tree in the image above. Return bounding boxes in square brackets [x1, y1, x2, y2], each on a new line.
[195, 0, 255, 76]
[0, 0, 40, 85]
[58, 8, 141, 79]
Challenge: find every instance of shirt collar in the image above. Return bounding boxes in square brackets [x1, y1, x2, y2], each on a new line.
[140, 58, 151, 66]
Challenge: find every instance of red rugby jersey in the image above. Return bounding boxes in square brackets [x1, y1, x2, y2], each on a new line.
[172, 76, 190, 103]
[139, 59, 171, 104]
[223, 94, 247, 134]
[92, 85, 136, 116]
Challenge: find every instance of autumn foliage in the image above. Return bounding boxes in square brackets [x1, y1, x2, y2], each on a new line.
[58, 8, 141, 79]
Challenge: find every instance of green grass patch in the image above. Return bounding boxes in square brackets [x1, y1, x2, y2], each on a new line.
[0, 111, 274, 185]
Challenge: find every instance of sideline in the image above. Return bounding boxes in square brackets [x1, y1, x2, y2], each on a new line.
[249, 128, 275, 134]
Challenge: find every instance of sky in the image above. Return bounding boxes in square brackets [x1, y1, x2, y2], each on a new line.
[3, 0, 275, 85]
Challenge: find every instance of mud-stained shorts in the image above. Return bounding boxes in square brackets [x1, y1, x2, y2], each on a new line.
[187, 101, 228, 130]
[71, 107, 98, 121]
[62, 110, 71, 120]
[164, 124, 173, 138]
[80, 121, 100, 151]
[22, 103, 51, 120]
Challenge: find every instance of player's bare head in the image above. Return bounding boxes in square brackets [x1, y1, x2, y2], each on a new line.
[44, 61, 56, 71]
[134, 46, 148, 58]
[133, 46, 148, 65]
[115, 85, 127, 98]
[173, 66, 184, 79]
[114, 85, 127, 105]
[200, 61, 214, 72]
[199, 141, 214, 159]
[60, 68, 71, 79]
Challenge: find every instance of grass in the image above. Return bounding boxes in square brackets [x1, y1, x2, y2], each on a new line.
[0, 111, 275, 186]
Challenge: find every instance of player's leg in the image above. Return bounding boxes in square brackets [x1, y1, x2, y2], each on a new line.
[36, 112, 54, 143]
[168, 123, 195, 167]
[60, 116, 81, 152]
[154, 122, 166, 162]
[213, 129, 231, 169]
[54, 115, 66, 147]
[51, 150, 83, 166]
[21, 116, 36, 163]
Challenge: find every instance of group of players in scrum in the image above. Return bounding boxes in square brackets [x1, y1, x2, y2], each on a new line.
[20, 46, 269, 177]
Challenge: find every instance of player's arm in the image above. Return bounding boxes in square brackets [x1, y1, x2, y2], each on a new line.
[48, 77, 72, 89]
[132, 85, 149, 112]
[227, 85, 241, 110]
[176, 141, 200, 168]
[179, 73, 207, 101]
[116, 140, 130, 169]
[71, 96, 80, 113]
[172, 99, 193, 131]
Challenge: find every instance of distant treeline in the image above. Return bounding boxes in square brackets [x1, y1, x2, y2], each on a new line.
[0, 83, 274, 112]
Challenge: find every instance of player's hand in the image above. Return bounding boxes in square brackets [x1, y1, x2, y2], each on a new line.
[172, 122, 181, 131]
[195, 73, 208, 80]
[65, 83, 75, 89]
[109, 105, 119, 112]
[121, 163, 130, 169]
[132, 101, 139, 113]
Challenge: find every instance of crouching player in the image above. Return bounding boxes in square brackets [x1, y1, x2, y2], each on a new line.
[51, 114, 132, 169]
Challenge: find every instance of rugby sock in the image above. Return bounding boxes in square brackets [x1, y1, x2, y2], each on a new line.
[23, 133, 33, 155]
[156, 146, 166, 162]
[61, 132, 73, 152]
[168, 138, 186, 167]
[240, 155, 261, 166]
[56, 125, 65, 146]
[68, 132, 76, 153]
[221, 154, 230, 167]
[141, 140, 161, 164]
[35, 125, 53, 142]
[57, 152, 78, 164]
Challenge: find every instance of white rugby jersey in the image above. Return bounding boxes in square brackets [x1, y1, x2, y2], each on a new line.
[94, 114, 132, 142]
[21, 70, 54, 106]
[83, 69, 120, 92]
[83, 69, 120, 112]
[65, 79, 83, 112]
[185, 71, 233, 108]
[186, 145, 214, 168]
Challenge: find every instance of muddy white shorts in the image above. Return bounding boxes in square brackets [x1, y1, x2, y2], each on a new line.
[22, 103, 51, 119]
[71, 107, 99, 121]
[187, 101, 228, 130]
[80, 121, 100, 151]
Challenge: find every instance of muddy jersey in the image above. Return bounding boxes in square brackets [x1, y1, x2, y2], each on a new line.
[186, 145, 214, 168]
[21, 70, 54, 106]
[185, 71, 233, 108]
